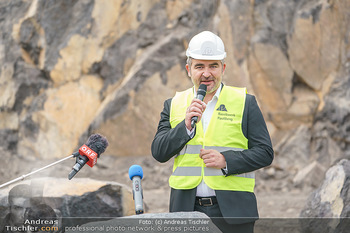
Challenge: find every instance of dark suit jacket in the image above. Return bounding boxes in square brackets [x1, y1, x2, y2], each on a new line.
[151, 84, 274, 224]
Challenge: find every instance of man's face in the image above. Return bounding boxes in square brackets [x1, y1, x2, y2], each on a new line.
[186, 59, 226, 94]
[9, 197, 29, 225]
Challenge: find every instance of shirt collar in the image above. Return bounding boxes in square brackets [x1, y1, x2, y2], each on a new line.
[213, 83, 222, 100]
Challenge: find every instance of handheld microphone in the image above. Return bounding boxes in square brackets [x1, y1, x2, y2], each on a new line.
[191, 84, 207, 129]
[128, 165, 144, 214]
[68, 134, 109, 180]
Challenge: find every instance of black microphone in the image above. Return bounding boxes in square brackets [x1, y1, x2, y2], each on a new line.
[68, 134, 109, 180]
[191, 84, 207, 129]
[128, 165, 144, 214]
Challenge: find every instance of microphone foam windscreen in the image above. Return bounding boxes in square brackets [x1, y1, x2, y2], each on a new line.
[86, 134, 109, 157]
[197, 84, 207, 96]
[128, 165, 143, 180]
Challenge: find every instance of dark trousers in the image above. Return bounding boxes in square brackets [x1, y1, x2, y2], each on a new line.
[194, 201, 255, 233]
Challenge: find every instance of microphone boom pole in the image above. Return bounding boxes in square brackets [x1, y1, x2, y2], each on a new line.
[0, 154, 75, 189]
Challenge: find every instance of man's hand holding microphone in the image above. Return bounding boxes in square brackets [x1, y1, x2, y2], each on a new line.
[185, 98, 207, 131]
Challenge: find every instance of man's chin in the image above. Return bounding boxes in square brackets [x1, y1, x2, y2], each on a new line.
[195, 82, 218, 93]
[207, 84, 220, 94]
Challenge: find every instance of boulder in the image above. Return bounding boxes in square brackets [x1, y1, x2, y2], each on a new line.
[300, 159, 350, 232]
[0, 178, 135, 228]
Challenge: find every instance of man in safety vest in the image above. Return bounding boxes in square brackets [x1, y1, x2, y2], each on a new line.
[151, 31, 274, 233]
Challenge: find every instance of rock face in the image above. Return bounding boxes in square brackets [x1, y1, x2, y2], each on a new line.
[1, 0, 350, 194]
[300, 159, 350, 233]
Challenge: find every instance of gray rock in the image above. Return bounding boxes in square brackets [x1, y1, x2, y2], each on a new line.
[300, 159, 350, 233]
[0, 178, 135, 230]
[311, 72, 350, 169]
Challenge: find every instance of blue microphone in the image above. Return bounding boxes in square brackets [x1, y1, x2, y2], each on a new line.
[128, 165, 144, 214]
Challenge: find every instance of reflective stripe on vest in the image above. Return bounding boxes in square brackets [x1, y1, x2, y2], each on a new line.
[177, 144, 244, 156]
[172, 166, 255, 179]
[169, 85, 254, 192]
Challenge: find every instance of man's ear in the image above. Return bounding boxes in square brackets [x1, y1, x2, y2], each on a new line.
[222, 63, 226, 74]
[186, 64, 191, 77]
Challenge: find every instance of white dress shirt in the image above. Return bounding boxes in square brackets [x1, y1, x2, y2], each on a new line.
[186, 84, 223, 197]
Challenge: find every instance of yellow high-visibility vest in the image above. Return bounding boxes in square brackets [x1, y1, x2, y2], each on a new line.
[169, 85, 255, 192]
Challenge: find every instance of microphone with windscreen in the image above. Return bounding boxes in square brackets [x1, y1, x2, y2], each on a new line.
[191, 84, 207, 129]
[0, 134, 109, 188]
[68, 134, 109, 180]
[128, 165, 144, 214]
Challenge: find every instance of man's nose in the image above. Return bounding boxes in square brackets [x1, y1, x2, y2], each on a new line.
[202, 68, 210, 78]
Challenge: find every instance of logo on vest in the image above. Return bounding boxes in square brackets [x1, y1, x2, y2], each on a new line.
[216, 104, 227, 111]
[216, 104, 235, 121]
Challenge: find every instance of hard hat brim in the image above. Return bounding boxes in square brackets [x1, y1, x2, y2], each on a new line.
[186, 51, 227, 60]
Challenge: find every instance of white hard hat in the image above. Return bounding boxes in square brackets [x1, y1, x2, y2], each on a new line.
[186, 31, 226, 60]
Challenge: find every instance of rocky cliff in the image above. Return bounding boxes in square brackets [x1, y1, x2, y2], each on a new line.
[1, 0, 350, 194]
